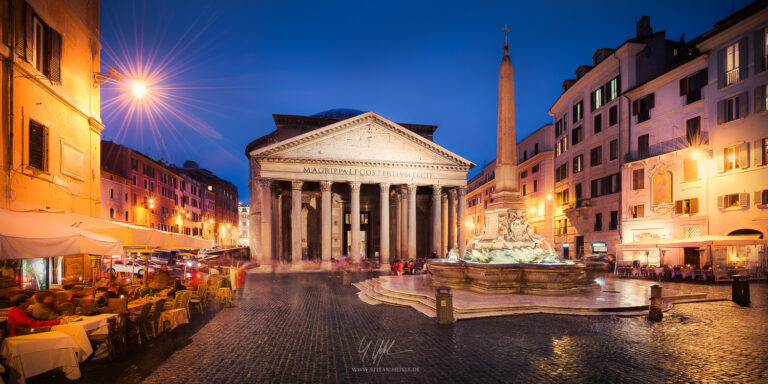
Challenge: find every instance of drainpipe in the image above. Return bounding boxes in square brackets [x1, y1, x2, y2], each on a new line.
[6, 0, 16, 206]
[614, 49, 630, 274]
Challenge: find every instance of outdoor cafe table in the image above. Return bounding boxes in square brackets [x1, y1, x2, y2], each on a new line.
[52, 313, 116, 362]
[0, 331, 81, 384]
[159, 308, 189, 331]
[127, 297, 164, 312]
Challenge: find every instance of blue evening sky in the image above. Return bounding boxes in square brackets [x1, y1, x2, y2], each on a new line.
[100, 0, 740, 203]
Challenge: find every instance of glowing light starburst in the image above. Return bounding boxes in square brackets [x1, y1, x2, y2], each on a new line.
[131, 82, 147, 99]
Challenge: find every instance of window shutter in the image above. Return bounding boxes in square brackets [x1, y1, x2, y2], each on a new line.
[617, 75, 622, 94]
[739, 142, 749, 169]
[24, 2, 33, 61]
[755, 190, 764, 206]
[698, 68, 708, 87]
[716, 148, 725, 173]
[717, 100, 725, 125]
[632, 99, 639, 115]
[738, 37, 748, 82]
[637, 204, 644, 218]
[756, 85, 766, 113]
[675, 200, 683, 214]
[717, 195, 725, 209]
[717, 49, 726, 88]
[690, 198, 699, 214]
[754, 139, 763, 166]
[632, 170, 637, 189]
[756, 29, 766, 74]
[679, 77, 688, 96]
[738, 92, 749, 118]
[49, 30, 62, 82]
[15, 1, 26, 57]
[648, 93, 655, 109]
[739, 192, 749, 208]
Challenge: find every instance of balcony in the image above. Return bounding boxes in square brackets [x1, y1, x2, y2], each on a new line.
[624, 133, 709, 163]
[725, 68, 739, 86]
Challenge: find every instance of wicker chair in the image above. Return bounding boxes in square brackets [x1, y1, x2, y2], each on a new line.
[189, 287, 206, 315]
[89, 317, 118, 360]
[149, 298, 166, 337]
[127, 302, 153, 344]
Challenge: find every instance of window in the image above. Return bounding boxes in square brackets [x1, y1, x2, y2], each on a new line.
[532, 164, 539, 174]
[609, 105, 618, 126]
[591, 86, 604, 111]
[522, 184, 527, 196]
[724, 41, 740, 86]
[683, 158, 698, 181]
[759, 138, 768, 166]
[630, 204, 644, 219]
[632, 93, 655, 123]
[723, 145, 744, 172]
[132, 193, 137, 204]
[557, 189, 569, 206]
[131, 159, 138, 171]
[686, 117, 701, 145]
[721, 94, 747, 124]
[572, 126, 582, 145]
[573, 101, 583, 123]
[609, 211, 618, 230]
[757, 84, 768, 113]
[521, 171, 528, 179]
[675, 198, 699, 214]
[682, 225, 702, 239]
[605, 75, 620, 102]
[638, 135, 650, 159]
[632, 169, 645, 190]
[150, 181, 155, 193]
[523, 150, 528, 161]
[28, 120, 47, 171]
[590, 146, 602, 167]
[144, 179, 148, 190]
[125, 193, 128, 202]
[575, 183, 583, 200]
[573, 155, 583, 174]
[719, 193, 747, 209]
[24, 11, 62, 82]
[556, 136, 568, 157]
[594, 213, 603, 231]
[555, 163, 569, 182]
[593, 114, 602, 134]
[680, 69, 707, 104]
[125, 211, 129, 221]
[555, 117, 566, 137]
[591, 173, 620, 198]
[534, 143, 539, 154]
[533, 179, 538, 193]
[110, 189, 114, 199]
[609, 139, 618, 161]
[109, 208, 114, 219]
[757, 189, 768, 206]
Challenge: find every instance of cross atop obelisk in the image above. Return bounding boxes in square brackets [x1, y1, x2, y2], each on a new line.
[501, 24, 510, 49]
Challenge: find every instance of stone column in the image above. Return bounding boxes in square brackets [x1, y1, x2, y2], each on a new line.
[394, 190, 402, 259]
[447, 189, 457, 251]
[248, 178, 263, 263]
[350, 182, 361, 260]
[407, 184, 417, 259]
[275, 187, 283, 262]
[260, 178, 273, 266]
[431, 185, 442, 256]
[457, 186, 467, 258]
[399, 186, 408, 258]
[379, 183, 390, 267]
[291, 180, 303, 266]
[441, 193, 448, 257]
[320, 181, 333, 269]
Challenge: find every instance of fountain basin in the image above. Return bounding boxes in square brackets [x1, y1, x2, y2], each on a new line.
[428, 259, 600, 295]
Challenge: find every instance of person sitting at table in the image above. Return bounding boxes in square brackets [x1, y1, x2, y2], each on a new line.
[8, 294, 66, 336]
[150, 265, 172, 291]
[31, 291, 62, 320]
[167, 278, 187, 299]
[102, 282, 121, 299]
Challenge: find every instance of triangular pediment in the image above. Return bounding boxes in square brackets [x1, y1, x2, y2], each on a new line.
[250, 112, 474, 169]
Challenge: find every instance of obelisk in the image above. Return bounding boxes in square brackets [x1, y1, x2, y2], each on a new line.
[489, 25, 524, 211]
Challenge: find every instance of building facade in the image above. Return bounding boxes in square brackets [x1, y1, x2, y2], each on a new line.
[548, 16, 689, 259]
[100, 169, 130, 222]
[1, 0, 103, 215]
[465, 124, 556, 246]
[620, 2, 768, 276]
[246, 110, 474, 269]
[238, 202, 249, 247]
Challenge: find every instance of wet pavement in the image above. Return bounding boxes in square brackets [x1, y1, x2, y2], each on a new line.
[34, 273, 768, 383]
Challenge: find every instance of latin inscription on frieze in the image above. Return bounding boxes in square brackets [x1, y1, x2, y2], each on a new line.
[302, 167, 434, 179]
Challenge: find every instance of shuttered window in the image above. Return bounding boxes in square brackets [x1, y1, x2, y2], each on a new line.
[632, 93, 655, 123]
[20, 3, 62, 82]
[630, 204, 644, 219]
[573, 101, 583, 123]
[675, 198, 699, 215]
[686, 117, 702, 145]
[679, 69, 707, 104]
[683, 158, 698, 181]
[756, 84, 768, 113]
[593, 114, 602, 134]
[609, 139, 618, 161]
[756, 28, 768, 74]
[590, 146, 602, 167]
[28, 120, 47, 171]
[632, 169, 644, 190]
[609, 105, 618, 126]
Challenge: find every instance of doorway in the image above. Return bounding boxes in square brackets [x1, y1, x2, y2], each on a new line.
[343, 211, 370, 257]
[683, 247, 700, 267]
[575, 236, 585, 259]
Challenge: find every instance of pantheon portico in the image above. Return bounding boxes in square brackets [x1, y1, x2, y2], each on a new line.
[245, 110, 474, 269]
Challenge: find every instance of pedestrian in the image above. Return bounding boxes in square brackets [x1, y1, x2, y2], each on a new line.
[31, 291, 61, 320]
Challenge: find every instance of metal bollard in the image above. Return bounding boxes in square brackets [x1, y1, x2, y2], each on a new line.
[342, 270, 351, 286]
[648, 284, 663, 321]
[731, 275, 750, 306]
[435, 286, 454, 324]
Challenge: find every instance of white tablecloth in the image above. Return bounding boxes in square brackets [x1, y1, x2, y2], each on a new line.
[159, 308, 189, 331]
[52, 314, 117, 362]
[1, 331, 81, 384]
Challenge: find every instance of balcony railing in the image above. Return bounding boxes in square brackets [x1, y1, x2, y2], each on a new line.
[725, 68, 739, 86]
[624, 133, 709, 163]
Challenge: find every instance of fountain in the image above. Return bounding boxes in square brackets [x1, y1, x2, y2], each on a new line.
[427, 30, 598, 295]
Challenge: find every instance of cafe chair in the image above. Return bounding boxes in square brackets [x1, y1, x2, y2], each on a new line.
[189, 287, 206, 315]
[149, 298, 166, 338]
[127, 302, 153, 344]
[89, 317, 118, 360]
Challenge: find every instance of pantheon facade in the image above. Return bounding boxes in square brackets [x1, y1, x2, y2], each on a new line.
[245, 109, 474, 268]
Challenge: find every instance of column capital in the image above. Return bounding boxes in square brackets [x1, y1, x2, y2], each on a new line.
[350, 182, 361, 192]
[320, 181, 333, 192]
[448, 188, 457, 199]
[379, 182, 390, 192]
[291, 180, 303, 191]
[442, 192, 448, 201]
[259, 178, 273, 187]
[457, 186, 467, 197]
[406, 183, 418, 194]
[400, 185, 408, 197]
[431, 185, 442, 197]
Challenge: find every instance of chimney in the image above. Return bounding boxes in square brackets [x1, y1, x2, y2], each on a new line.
[636, 15, 652, 38]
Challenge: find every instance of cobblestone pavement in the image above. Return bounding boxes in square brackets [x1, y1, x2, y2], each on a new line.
[127, 273, 766, 383]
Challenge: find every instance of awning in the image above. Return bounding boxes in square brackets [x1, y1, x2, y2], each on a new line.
[0, 208, 124, 259]
[618, 235, 767, 249]
[23, 210, 211, 249]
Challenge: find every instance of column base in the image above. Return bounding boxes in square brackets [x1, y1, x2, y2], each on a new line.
[289, 263, 304, 272]
[321, 260, 333, 271]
